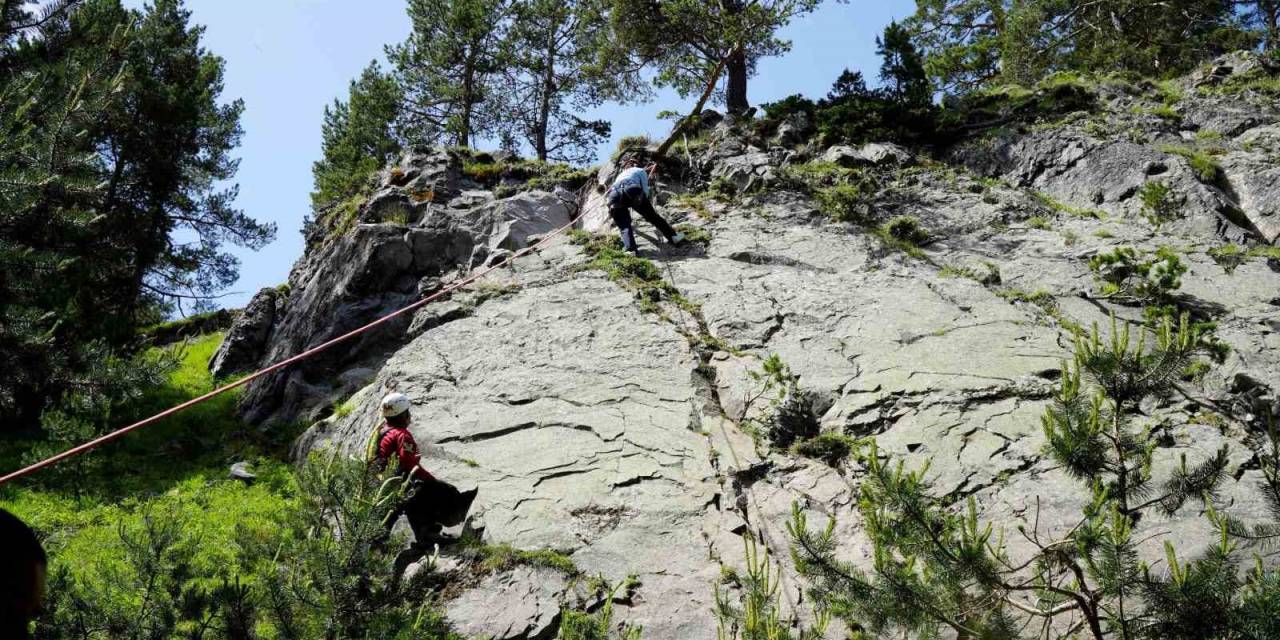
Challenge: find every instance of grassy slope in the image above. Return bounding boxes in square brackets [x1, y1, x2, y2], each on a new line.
[0, 333, 300, 605]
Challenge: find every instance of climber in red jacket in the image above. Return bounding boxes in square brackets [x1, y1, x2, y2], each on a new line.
[375, 393, 435, 484]
[371, 392, 477, 571]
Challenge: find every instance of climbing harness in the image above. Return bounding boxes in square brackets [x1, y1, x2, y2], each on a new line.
[0, 207, 592, 486]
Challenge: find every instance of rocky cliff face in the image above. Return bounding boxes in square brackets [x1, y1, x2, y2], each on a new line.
[225, 55, 1280, 638]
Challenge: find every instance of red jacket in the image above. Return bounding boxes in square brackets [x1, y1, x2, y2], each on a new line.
[376, 425, 433, 482]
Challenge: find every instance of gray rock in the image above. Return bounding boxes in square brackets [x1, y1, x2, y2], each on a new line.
[448, 566, 569, 640]
[820, 145, 863, 167]
[712, 151, 778, 192]
[952, 127, 1253, 241]
[1220, 151, 1280, 242]
[228, 461, 256, 482]
[252, 71, 1280, 634]
[1182, 99, 1270, 137]
[466, 190, 575, 253]
[857, 142, 914, 166]
[1190, 51, 1273, 89]
[209, 287, 279, 378]
[775, 112, 813, 147]
[821, 142, 914, 168]
[362, 189, 417, 224]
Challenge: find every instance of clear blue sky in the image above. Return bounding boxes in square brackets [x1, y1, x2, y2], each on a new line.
[125, 0, 915, 309]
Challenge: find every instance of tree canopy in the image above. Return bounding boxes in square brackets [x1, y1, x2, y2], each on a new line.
[609, 0, 830, 115]
[0, 0, 272, 430]
[908, 0, 1263, 94]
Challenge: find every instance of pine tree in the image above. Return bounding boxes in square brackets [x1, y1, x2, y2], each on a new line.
[1243, 1, 1280, 53]
[388, 0, 508, 148]
[876, 21, 930, 108]
[608, 0, 827, 119]
[0, 0, 274, 431]
[907, 1, 1255, 95]
[311, 61, 402, 211]
[789, 314, 1279, 639]
[494, 0, 635, 163]
[716, 536, 828, 639]
[257, 453, 453, 639]
[0, 0, 131, 426]
[905, 0, 1010, 94]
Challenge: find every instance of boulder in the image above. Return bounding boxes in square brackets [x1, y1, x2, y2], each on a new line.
[1220, 151, 1280, 243]
[857, 142, 914, 165]
[821, 142, 914, 168]
[775, 112, 813, 147]
[360, 189, 417, 225]
[466, 190, 575, 253]
[209, 287, 279, 378]
[1182, 99, 1270, 138]
[711, 151, 778, 192]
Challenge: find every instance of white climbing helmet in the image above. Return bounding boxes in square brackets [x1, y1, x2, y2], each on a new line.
[381, 392, 412, 418]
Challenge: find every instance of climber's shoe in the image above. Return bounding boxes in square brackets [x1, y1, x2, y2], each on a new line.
[669, 232, 686, 245]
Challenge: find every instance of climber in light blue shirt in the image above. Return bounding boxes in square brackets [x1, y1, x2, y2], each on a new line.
[606, 158, 684, 253]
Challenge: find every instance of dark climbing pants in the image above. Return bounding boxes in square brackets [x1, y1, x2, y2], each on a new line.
[390, 480, 443, 549]
[608, 185, 677, 252]
[388, 478, 476, 549]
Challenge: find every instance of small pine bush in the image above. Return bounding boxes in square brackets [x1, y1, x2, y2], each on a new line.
[789, 315, 1276, 640]
[1088, 246, 1186, 305]
[791, 433, 859, 466]
[883, 216, 928, 245]
[1139, 181, 1180, 228]
[767, 390, 820, 449]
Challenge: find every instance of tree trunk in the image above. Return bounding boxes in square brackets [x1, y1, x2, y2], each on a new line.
[655, 56, 729, 158]
[535, 23, 557, 161]
[1265, 1, 1280, 54]
[725, 48, 748, 115]
[459, 48, 476, 148]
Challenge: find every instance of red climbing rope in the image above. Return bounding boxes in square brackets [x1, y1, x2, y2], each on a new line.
[0, 207, 593, 486]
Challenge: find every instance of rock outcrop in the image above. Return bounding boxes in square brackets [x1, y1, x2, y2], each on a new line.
[228, 56, 1280, 638]
[227, 149, 580, 424]
[209, 287, 279, 378]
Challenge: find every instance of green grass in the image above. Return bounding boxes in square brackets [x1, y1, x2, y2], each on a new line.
[675, 224, 712, 245]
[1131, 104, 1181, 122]
[333, 397, 358, 419]
[1034, 191, 1105, 219]
[0, 332, 303, 624]
[1208, 243, 1280, 274]
[612, 135, 653, 160]
[569, 231, 690, 314]
[465, 540, 578, 575]
[995, 288, 1084, 334]
[872, 216, 930, 260]
[791, 433, 861, 466]
[462, 158, 595, 196]
[1199, 68, 1280, 99]
[938, 265, 977, 279]
[1026, 216, 1052, 230]
[1159, 145, 1223, 183]
[1156, 79, 1185, 105]
[138, 309, 234, 344]
[671, 179, 737, 219]
[939, 261, 1000, 284]
[672, 192, 716, 219]
[816, 184, 871, 223]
